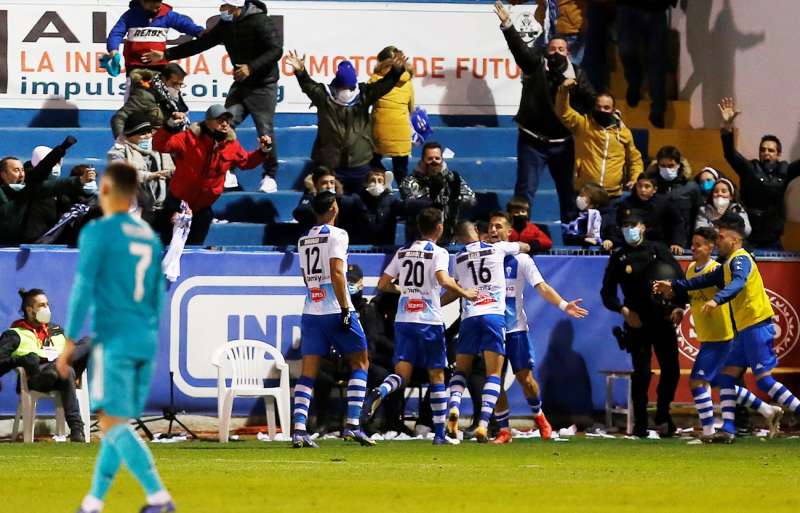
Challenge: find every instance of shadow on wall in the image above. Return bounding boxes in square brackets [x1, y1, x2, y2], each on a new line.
[539, 319, 594, 428]
[421, 69, 499, 128]
[29, 96, 80, 128]
[680, 0, 764, 127]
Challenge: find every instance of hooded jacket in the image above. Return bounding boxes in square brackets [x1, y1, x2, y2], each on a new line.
[556, 86, 643, 197]
[107, 1, 203, 72]
[110, 69, 189, 138]
[153, 123, 266, 210]
[165, 1, 282, 86]
[369, 68, 414, 157]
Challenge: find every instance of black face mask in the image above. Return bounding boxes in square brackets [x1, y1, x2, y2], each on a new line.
[211, 129, 228, 142]
[546, 52, 568, 75]
[511, 215, 528, 232]
[592, 110, 616, 127]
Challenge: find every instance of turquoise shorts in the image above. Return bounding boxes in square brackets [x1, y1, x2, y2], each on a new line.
[88, 344, 155, 419]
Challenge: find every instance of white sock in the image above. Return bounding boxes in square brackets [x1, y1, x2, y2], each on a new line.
[146, 490, 172, 505]
[702, 424, 715, 437]
[81, 495, 104, 512]
[757, 402, 773, 418]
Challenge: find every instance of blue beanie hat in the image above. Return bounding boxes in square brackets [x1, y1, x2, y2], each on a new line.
[331, 61, 358, 89]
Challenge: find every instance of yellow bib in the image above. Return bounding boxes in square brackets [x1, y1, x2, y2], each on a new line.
[687, 260, 734, 342]
[722, 248, 774, 331]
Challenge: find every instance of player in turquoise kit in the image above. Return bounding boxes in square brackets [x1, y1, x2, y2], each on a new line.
[56, 162, 173, 513]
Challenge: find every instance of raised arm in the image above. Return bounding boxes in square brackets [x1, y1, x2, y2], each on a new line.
[362, 54, 405, 105]
[718, 97, 752, 177]
[286, 50, 329, 106]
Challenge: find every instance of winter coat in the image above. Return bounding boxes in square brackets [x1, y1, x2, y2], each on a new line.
[153, 123, 266, 210]
[556, 87, 643, 197]
[107, 1, 203, 72]
[369, 69, 414, 157]
[695, 203, 751, 237]
[721, 129, 789, 246]
[648, 158, 703, 247]
[165, 1, 282, 86]
[295, 66, 403, 170]
[351, 189, 405, 245]
[107, 137, 175, 211]
[110, 69, 189, 138]
[509, 221, 553, 251]
[500, 23, 595, 140]
[556, 0, 587, 36]
[611, 193, 685, 248]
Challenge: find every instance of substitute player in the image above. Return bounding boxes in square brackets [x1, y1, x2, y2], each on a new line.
[444, 221, 529, 443]
[57, 162, 172, 513]
[362, 208, 478, 445]
[655, 214, 796, 442]
[292, 191, 374, 448]
[486, 212, 588, 444]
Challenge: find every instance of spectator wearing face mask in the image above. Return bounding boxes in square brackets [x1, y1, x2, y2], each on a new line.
[285, 51, 407, 194]
[505, 195, 553, 251]
[292, 167, 365, 236]
[111, 63, 189, 139]
[718, 97, 789, 248]
[695, 178, 751, 237]
[494, 2, 596, 223]
[351, 169, 404, 246]
[694, 166, 720, 201]
[647, 145, 703, 254]
[108, 113, 175, 227]
[563, 182, 613, 247]
[557, 80, 643, 200]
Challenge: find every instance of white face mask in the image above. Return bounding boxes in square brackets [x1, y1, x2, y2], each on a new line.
[659, 166, 679, 181]
[35, 307, 51, 324]
[366, 183, 385, 197]
[137, 138, 153, 151]
[8, 183, 25, 191]
[576, 196, 589, 211]
[51, 163, 62, 177]
[83, 181, 98, 195]
[713, 197, 731, 212]
[167, 86, 180, 99]
[319, 185, 335, 194]
[336, 88, 358, 104]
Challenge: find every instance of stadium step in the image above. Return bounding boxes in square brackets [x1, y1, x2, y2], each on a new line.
[616, 99, 692, 130]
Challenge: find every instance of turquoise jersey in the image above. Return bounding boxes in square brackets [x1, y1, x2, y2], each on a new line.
[65, 212, 164, 358]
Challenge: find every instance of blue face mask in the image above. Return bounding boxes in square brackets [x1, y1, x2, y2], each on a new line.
[347, 283, 360, 295]
[623, 226, 642, 245]
[701, 180, 715, 194]
[137, 138, 152, 151]
[220, 10, 234, 22]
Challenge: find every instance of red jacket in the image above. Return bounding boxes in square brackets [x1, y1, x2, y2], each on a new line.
[510, 221, 553, 251]
[154, 123, 266, 210]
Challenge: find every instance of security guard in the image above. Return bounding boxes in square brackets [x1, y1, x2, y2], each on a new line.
[0, 288, 89, 441]
[601, 210, 687, 437]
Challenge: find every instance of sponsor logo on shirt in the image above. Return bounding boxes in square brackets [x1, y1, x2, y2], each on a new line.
[405, 299, 426, 312]
[473, 293, 497, 306]
[310, 288, 326, 302]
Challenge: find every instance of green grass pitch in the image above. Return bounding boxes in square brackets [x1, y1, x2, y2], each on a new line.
[1, 438, 799, 512]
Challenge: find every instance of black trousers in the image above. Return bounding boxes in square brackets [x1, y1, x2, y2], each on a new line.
[159, 193, 213, 246]
[627, 319, 679, 433]
[27, 340, 91, 431]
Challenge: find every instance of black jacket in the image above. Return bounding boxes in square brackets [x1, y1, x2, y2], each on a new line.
[354, 294, 395, 371]
[501, 24, 595, 139]
[612, 193, 685, 248]
[601, 240, 687, 322]
[292, 192, 366, 238]
[721, 129, 788, 246]
[165, 1, 282, 86]
[653, 174, 703, 248]
[350, 190, 405, 246]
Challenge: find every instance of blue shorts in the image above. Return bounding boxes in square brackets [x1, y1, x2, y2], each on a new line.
[393, 322, 447, 369]
[506, 331, 535, 372]
[457, 314, 506, 356]
[301, 312, 368, 357]
[725, 321, 778, 373]
[89, 344, 155, 419]
[690, 341, 732, 383]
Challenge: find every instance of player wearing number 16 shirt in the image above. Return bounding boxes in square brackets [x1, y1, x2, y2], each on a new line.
[361, 208, 478, 445]
[443, 220, 531, 443]
[56, 163, 174, 513]
[292, 191, 374, 449]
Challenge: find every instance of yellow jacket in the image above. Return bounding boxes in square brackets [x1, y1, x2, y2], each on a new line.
[556, 0, 586, 36]
[556, 86, 643, 197]
[369, 70, 414, 157]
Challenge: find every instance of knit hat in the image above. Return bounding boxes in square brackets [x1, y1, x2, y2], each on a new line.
[124, 112, 153, 137]
[331, 61, 358, 89]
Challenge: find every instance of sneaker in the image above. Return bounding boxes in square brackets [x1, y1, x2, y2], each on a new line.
[492, 428, 512, 445]
[342, 428, 376, 447]
[474, 426, 489, 443]
[360, 388, 383, 426]
[138, 502, 176, 513]
[259, 175, 278, 193]
[446, 407, 460, 438]
[69, 428, 86, 443]
[292, 432, 319, 449]
[223, 170, 239, 189]
[534, 413, 552, 440]
[433, 435, 460, 446]
[766, 405, 784, 439]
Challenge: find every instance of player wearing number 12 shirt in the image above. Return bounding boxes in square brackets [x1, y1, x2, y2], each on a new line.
[57, 163, 174, 513]
[443, 220, 531, 443]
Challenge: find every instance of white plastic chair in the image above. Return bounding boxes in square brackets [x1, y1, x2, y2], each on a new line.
[211, 340, 291, 443]
[12, 367, 91, 443]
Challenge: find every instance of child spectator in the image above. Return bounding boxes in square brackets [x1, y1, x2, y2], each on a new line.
[352, 169, 404, 246]
[506, 195, 553, 251]
[563, 182, 611, 246]
[695, 178, 751, 237]
[694, 166, 720, 201]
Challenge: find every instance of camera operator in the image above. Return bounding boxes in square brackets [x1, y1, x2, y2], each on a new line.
[601, 211, 687, 437]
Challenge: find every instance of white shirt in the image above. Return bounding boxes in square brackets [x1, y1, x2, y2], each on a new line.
[383, 240, 450, 325]
[453, 241, 520, 319]
[504, 253, 544, 333]
[298, 224, 353, 315]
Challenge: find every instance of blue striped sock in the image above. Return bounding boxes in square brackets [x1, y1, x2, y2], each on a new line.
[88, 437, 121, 501]
[293, 375, 315, 433]
[717, 374, 737, 434]
[479, 375, 502, 429]
[379, 374, 404, 398]
[757, 375, 800, 413]
[447, 371, 467, 414]
[346, 369, 368, 428]
[527, 395, 542, 416]
[691, 385, 715, 436]
[430, 383, 448, 439]
[106, 424, 165, 496]
[495, 409, 510, 429]
[735, 385, 771, 417]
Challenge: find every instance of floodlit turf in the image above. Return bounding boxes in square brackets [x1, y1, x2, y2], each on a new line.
[1, 438, 799, 513]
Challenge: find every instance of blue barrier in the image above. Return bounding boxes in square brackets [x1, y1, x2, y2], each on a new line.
[0, 248, 630, 417]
